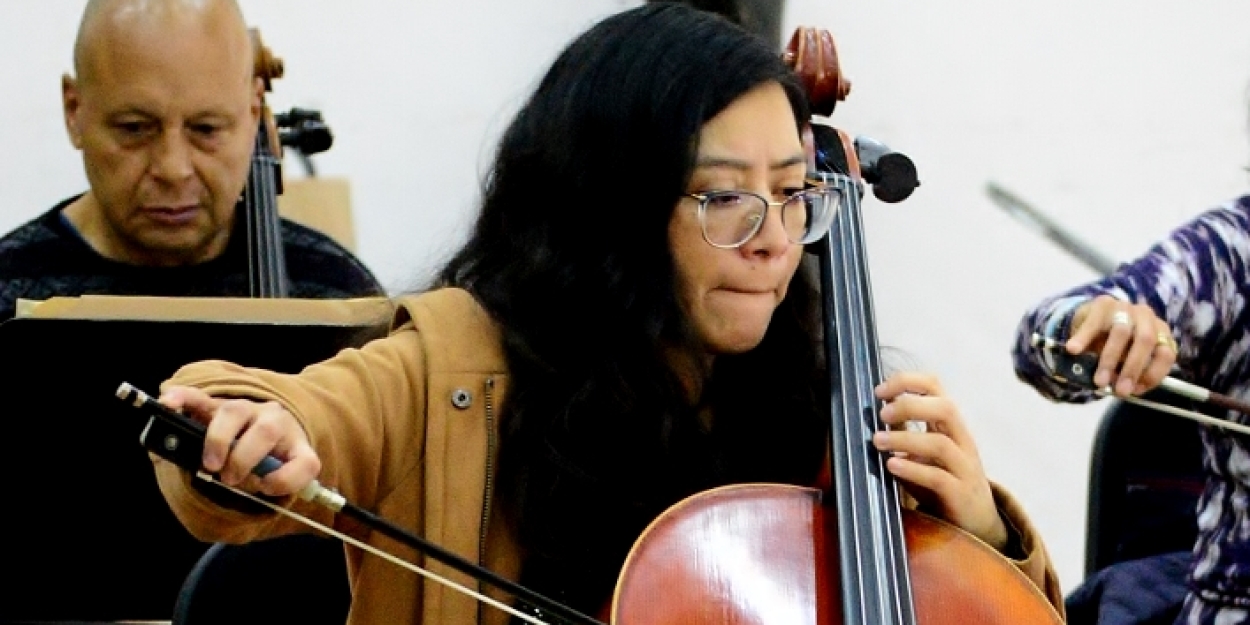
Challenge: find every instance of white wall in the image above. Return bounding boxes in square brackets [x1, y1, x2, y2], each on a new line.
[3, 0, 1248, 596]
[781, 0, 1250, 595]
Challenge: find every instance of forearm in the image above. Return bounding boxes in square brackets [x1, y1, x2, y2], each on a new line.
[152, 328, 429, 542]
[1012, 202, 1250, 399]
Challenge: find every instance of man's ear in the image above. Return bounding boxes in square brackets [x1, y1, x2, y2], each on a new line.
[62, 73, 84, 150]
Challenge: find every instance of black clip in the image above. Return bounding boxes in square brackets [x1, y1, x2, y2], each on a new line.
[1047, 350, 1101, 390]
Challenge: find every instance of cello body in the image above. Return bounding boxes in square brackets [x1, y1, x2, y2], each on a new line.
[612, 485, 1062, 624]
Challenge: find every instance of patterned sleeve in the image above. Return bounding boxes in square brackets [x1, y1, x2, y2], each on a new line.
[1011, 196, 1250, 402]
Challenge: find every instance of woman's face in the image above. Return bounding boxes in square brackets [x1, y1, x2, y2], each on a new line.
[669, 81, 807, 356]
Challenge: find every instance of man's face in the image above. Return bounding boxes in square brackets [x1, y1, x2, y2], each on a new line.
[63, 20, 260, 266]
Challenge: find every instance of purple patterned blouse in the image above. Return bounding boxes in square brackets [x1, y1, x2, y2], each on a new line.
[1012, 194, 1250, 618]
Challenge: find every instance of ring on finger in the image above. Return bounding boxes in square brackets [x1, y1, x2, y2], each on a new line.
[1111, 310, 1132, 327]
[1156, 331, 1179, 353]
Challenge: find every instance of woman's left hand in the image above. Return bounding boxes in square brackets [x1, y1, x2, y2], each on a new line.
[872, 372, 1008, 552]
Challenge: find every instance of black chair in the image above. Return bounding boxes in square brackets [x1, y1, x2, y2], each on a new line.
[1083, 391, 1206, 575]
[172, 534, 351, 625]
[1064, 391, 1208, 625]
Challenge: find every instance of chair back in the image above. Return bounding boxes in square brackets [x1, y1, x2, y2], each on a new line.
[173, 534, 350, 625]
[1084, 390, 1205, 575]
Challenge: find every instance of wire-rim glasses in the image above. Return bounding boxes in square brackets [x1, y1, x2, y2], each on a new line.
[685, 184, 843, 249]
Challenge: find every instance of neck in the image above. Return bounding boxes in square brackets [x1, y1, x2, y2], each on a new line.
[665, 345, 712, 407]
[63, 192, 229, 266]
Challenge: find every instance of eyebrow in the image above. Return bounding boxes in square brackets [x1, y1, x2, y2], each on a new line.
[107, 108, 157, 119]
[695, 154, 807, 171]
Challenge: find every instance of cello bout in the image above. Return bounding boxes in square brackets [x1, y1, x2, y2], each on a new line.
[611, 485, 1064, 624]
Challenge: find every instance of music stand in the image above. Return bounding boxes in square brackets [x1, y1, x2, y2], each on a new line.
[0, 296, 391, 623]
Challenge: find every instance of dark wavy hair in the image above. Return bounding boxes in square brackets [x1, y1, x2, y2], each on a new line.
[437, 2, 827, 614]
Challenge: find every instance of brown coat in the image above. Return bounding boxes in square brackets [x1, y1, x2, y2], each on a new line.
[154, 288, 1065, 624]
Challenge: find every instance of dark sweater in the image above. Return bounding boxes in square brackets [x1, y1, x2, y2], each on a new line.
[0, 196, 385, 320]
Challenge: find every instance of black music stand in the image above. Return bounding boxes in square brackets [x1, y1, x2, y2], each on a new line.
[0, 297, 390, 623]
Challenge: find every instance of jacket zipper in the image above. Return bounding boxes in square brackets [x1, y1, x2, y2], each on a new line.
[477, 376, 497, 624]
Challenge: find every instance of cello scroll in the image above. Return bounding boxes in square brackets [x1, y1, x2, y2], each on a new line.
[784, 25, 919, 203]
[783, 26, 852, 118]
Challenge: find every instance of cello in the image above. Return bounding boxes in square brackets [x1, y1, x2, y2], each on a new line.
[607, 26, 1063, 625]
[241, 29, 335, 298]
[243, 28, 289, 298]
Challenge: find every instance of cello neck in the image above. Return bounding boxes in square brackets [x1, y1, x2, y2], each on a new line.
[243, 110, 289, 298]
[815, 167, 917, 624]
[242, 28, 289, 299]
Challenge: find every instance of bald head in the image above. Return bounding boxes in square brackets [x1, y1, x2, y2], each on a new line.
[60, 0, 263, 267]
[73, 0, 252, 86]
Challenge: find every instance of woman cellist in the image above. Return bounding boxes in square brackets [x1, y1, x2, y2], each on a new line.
[150, 4, 1064, 623]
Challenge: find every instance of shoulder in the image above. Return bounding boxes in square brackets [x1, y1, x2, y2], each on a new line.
[1182, 194, 1250, 239]
[278, 218, 384, 297]
[0, 201, 96, 310]
[1228, 194, 1250, 213]
[0, 202, 91, 322]
[391, 288, 507, 372]
[0, 203, 76, 260]
[278, 217, 357, 256]
[1142, 195, 1250, 268]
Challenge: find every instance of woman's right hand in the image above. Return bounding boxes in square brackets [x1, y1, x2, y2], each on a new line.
[1065, 294, 1178, 396]
[159, 385, 322, 497]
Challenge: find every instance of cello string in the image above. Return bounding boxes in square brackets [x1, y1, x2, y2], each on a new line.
[245, 118, 286, 297]
[195, 472, 552, 625]
[259, 148, 279, 291]
[245, 119, 271, 296]
[843, 172, 916, 620]
[822, 172, 873, 622]
[258, 126, 276, 293]
[833, 174, 872, 609]
[825, 169, 915, 623]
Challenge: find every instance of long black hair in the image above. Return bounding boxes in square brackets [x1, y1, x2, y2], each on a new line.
[437, 2, 827, 613]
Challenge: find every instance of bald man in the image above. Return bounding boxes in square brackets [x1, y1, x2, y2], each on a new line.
[0, 0, 383, 322]
[0, 0, 371, 621]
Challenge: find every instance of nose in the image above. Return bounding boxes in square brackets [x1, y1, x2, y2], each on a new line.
[739, 200, 791, 257]
[148, 130, 195, 183]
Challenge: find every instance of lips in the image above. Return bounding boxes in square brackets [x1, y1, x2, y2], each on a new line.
[142, 205, 200, 226]
[720, 287, 773, 295]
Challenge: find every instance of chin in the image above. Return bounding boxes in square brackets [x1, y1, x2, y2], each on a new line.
[705, 331, 769, 356]
[136, 232, 217, 263]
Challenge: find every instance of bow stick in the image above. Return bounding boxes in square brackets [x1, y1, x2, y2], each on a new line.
[115, 382, 606, 625]
[1030, 334, 1250, 437]
[985, 182, 1120, 277]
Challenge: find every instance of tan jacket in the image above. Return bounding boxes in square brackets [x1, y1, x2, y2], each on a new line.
[154, 288, 1065, 625]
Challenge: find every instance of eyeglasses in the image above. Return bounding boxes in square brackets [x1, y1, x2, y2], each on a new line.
[685, 185, 843, 249]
